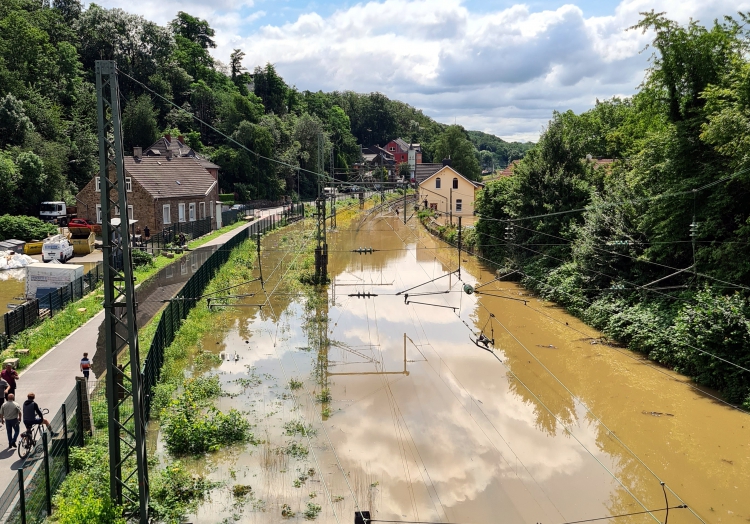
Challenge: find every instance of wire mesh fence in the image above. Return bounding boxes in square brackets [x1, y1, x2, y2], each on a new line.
[0, 205, 305, 522]
[0, 382, 85, 524]
[138, 217, 212, 254]
[2, 262, 104, 338]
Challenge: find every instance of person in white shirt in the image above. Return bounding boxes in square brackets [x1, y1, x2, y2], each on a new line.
[0, 393, 22, 448]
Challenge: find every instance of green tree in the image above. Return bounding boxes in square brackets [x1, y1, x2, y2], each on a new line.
[434, 125, 481, 181]
[0, 94, 33, 148]
[171, 11, 216, 49]
[15, 151, 47, 214]
[0, 152, 19, 212]
[230, 49, 246, 81]
[122, 94, 159, 152]
[253, 63, 289, 115]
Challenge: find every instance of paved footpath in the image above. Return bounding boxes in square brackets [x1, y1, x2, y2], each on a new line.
[0, 208, 284, 494]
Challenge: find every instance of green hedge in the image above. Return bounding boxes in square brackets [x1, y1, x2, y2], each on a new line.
[219, 193, 234, 203]
[0, 214, 58, 242]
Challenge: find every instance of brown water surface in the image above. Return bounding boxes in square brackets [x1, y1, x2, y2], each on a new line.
[155, 205, 748, 524]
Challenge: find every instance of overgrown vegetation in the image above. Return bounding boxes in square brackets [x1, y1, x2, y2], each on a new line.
[475, 12, 750, 408]
[0, 214, 57, 241]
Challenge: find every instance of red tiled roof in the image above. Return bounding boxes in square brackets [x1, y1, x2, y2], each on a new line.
[125, 156, 216, 198]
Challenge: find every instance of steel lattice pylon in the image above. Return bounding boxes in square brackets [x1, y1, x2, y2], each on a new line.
[95, 60, 150, 523]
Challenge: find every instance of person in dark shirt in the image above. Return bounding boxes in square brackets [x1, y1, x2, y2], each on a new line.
[1, 363, 18, 399]
[22, 393, 55, 435]
[80, 352, 91, 380]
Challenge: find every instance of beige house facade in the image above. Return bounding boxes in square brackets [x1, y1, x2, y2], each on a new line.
[418, 166, 483, 221]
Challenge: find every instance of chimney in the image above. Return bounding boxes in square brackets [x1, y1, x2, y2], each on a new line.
[165, 133, 171, 143]
[178, 135, 185, 144]
[166, 150, 173, 160]
[134, 146, 142, 159]
[442, 157, 452, 167]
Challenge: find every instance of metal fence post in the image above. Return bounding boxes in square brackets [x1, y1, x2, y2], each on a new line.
[76, 380, 84, 445]
[62, 403, 70, 473]
[18, 469, 26, 524]
[43, 432, 52, 516]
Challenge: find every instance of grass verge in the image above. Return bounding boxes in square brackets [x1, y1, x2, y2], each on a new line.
[1, 221, 250, 371]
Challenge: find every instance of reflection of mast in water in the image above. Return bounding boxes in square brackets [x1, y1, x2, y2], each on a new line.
[312, 288, 331, 420]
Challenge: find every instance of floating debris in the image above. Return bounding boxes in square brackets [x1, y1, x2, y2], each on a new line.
[642, 411, 675, 417]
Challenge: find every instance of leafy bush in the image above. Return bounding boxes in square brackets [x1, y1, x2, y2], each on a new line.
[161, 376, 254, 455]
[51, 437, 126, 524]
[131, 248, 154, 267]
[219, 193, 234, 203]
[150, 461, 214, 522]
[0, 214, 57, 241]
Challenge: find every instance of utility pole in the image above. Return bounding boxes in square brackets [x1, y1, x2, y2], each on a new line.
[95, 60, 149, 524]
[403, 188, 407, 224]
[315, 197, 328, 284]
[458, 216, 462, 279]
[449, 187, 453, 226]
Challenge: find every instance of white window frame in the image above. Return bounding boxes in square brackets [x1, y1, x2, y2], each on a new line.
[127, 205, 133, 221]
[95, 177, 101, 192]
[178, 203, 186, 222]
[455, 199, 463, 212]
[435, 177, 441, 189]
[163, 204, 171, 225]
[209, 200, 214, 218]
[95, 204, 102, 224]
[125, 177, 132, 192]
[199, 202, 205, 219]
[114, 205, 120, 216]
[189, 203, 196, 222]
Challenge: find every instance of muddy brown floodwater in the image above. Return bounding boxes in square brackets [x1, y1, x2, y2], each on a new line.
[152, 204, 749, 524]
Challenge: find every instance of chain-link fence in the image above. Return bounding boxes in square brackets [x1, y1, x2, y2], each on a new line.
[0, 381, 87, 524]
[0, 206, 305, 522]
[2, 263, 104, 338]
[139, 216, 212, 254]
[142, 206, 303, 420]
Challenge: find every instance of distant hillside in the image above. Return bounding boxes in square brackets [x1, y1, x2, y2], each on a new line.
[467, 130, 535, 168]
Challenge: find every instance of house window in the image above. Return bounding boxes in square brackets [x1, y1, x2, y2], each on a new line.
[209, 200, 214, 218]
[114, 205, 120, 216]
[127, 205, 133, 220]
[199, 202, 205, 219]
[389, 146, 395, 151]
[455, 199, 463, 212]
[435, 178, 441, 189]
[453, 178, 458, 189]
[95, 204, 102, 224]
[125, 177, 132, 192]
[178, 203, 186, 222]
[163, 204, 171, 225]
[189, 203, 196, 222]
[95, 177, 101, 192]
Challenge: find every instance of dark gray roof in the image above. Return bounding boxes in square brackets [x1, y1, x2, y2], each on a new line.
[200, 160, 220, 170]
[415, 163, 443, 183]
[125, 157, 216, 198]
[146, 136, 195, 158]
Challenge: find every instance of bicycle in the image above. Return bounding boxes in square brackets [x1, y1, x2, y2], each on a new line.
[17, 408, 50, 460]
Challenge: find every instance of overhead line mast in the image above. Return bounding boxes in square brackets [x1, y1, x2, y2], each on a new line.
[95, 60, 149, 523]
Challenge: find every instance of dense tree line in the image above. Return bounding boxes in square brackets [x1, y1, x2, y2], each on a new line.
[0, 0, 530, 213]
[475, 12, 750, 408]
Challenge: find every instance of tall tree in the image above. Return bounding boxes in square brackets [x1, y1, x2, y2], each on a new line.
[122, 94, 159, 152]
[434, 125, 482, 181]
[0, 94, 33, 148]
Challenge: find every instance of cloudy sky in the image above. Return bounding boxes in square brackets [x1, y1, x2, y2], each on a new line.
[88, 0, 749, 141]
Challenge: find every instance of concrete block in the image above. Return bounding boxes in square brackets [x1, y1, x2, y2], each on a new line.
[14, 349, 30, 356]
[3, 358, 19, 369]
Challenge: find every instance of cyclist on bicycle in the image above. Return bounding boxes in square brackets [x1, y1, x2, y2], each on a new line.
[22, 393, 55, 436]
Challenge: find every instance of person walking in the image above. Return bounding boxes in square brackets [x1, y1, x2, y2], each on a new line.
[0, 393, 21, 448]
[0, 375, 8, 410]
[80, 352, 92, 380]
[143, 225, 150, 240]
[1, 363, 18, 400]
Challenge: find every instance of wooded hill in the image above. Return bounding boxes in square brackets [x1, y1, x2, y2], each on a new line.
[475, 12, 750, 408]
[0, 0, 531, 215]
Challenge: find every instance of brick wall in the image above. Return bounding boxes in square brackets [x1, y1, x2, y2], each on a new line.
[76, 168, 218, 234]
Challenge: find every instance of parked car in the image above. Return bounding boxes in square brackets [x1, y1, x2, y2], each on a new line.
[42, 237, 74, 263]
[67, 218, 95, 230]
[230, 204, 244, 210]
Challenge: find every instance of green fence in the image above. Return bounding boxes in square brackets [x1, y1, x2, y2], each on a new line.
[0, 381, 87, 523]
[0, 206, 305, 523]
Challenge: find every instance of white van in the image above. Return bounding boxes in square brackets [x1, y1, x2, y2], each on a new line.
[42, 237, 74, 263]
